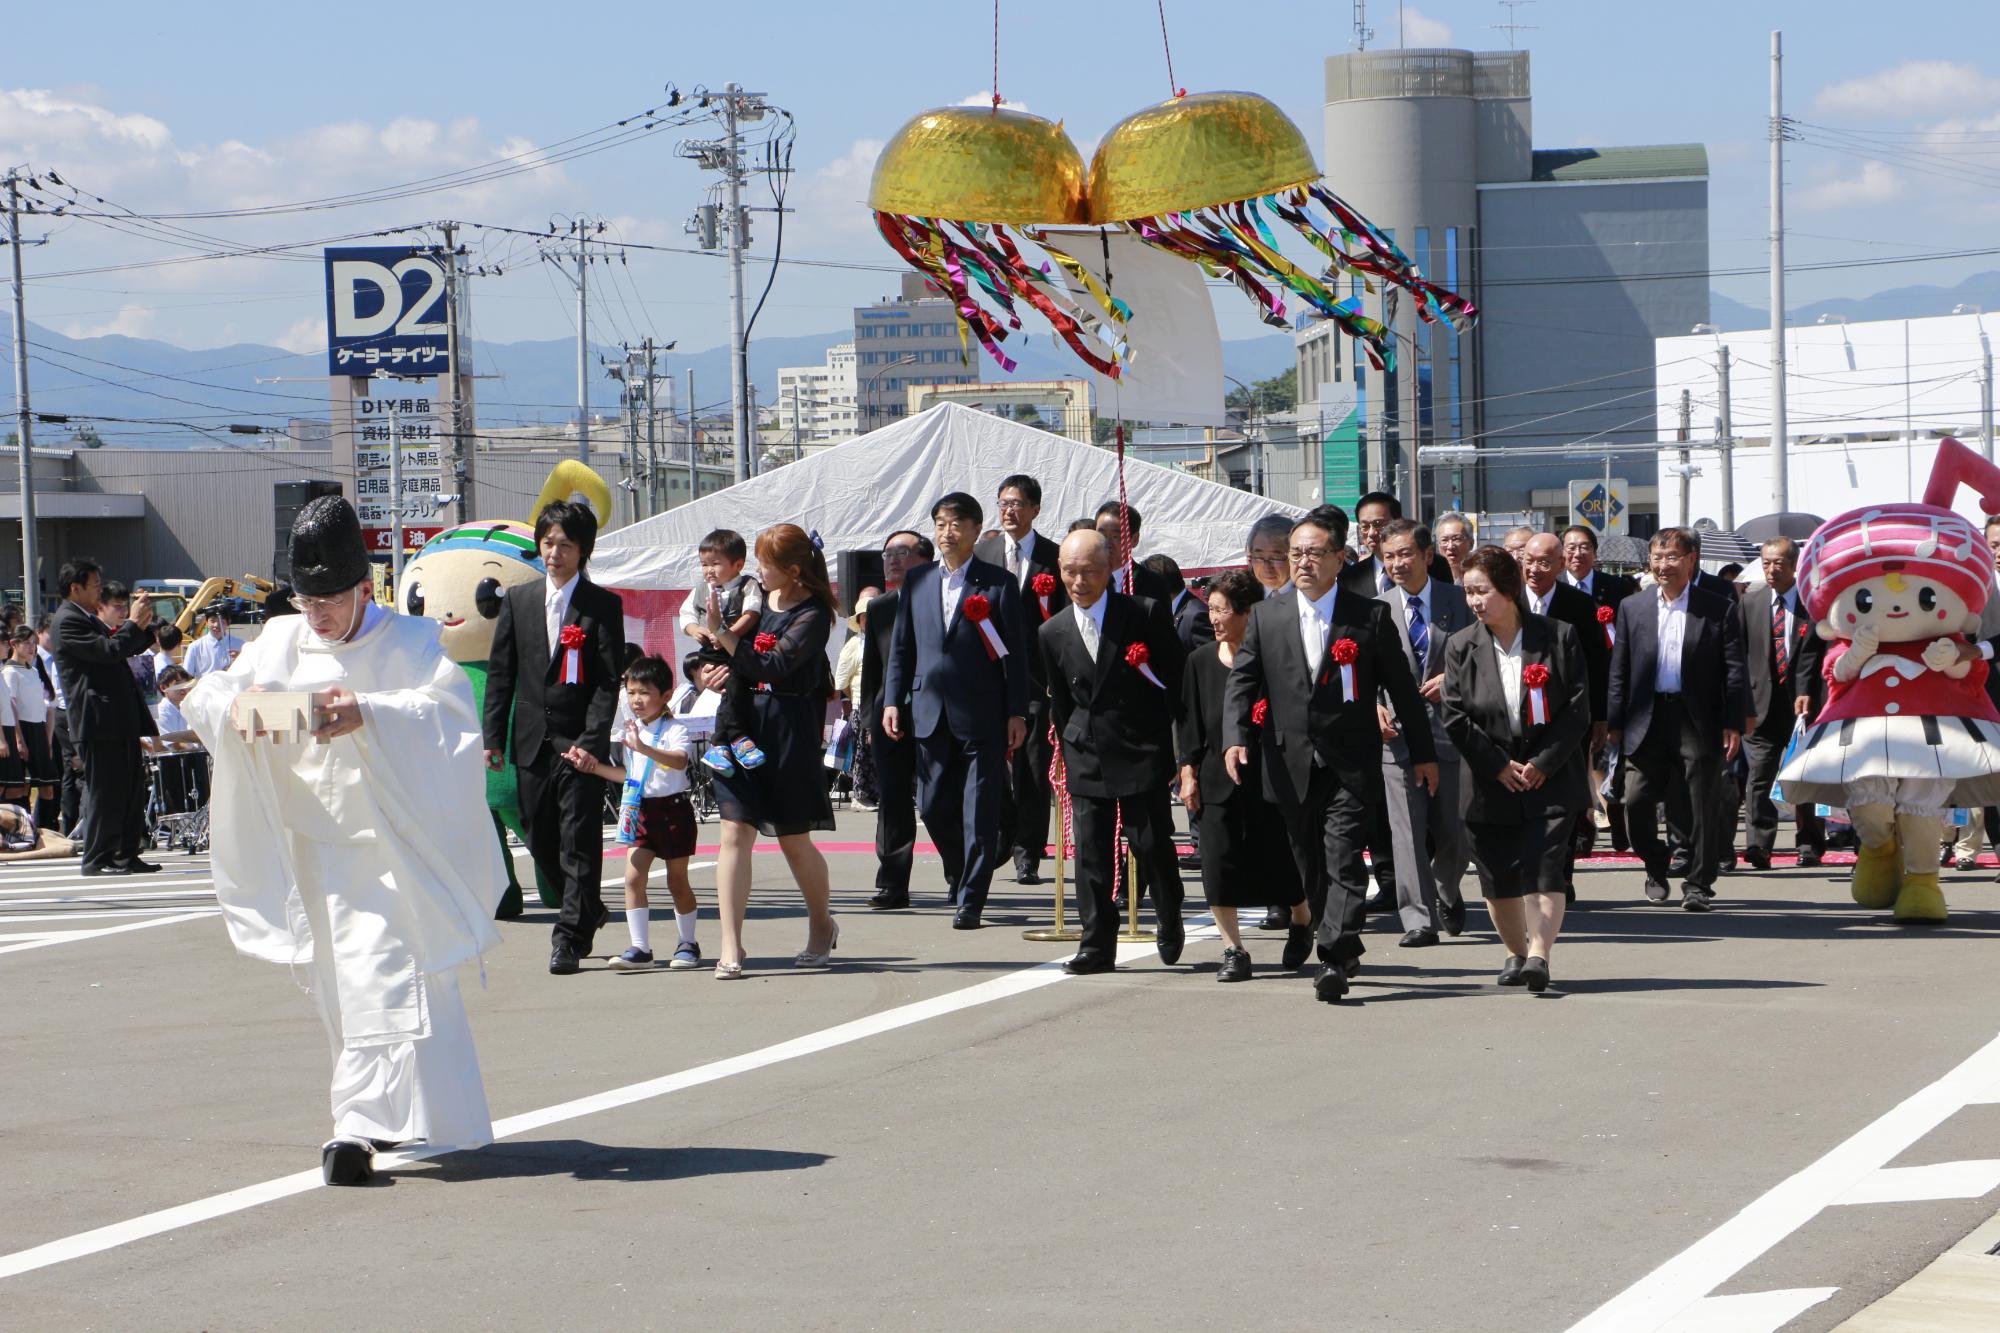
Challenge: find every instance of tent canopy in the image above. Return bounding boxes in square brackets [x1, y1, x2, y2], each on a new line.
[592, 402, 1304, 592]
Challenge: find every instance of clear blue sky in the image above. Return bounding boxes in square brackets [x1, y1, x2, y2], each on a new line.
[7, 0, 1996, 357]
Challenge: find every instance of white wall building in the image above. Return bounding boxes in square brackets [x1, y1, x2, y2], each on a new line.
[1654, 311, 1996, 529]
[775, 342, 859, 452]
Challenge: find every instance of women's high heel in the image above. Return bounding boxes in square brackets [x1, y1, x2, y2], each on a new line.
[794, 918, 840, 967]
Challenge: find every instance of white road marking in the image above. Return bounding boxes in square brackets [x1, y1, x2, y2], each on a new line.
[0, 910, 219, 956]
[1657, 1287, 1837, 1332]
[0, 908, 219, 924]
[0, 923, 1214, 1280]
[1834, 1160, 2000, 1206]
[0, 889, 217, 906]
[1566, 1031, 2000, 1331]
[0, 878, 214, 896]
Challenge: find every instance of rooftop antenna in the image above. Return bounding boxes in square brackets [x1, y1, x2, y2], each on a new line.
[1352, 0, 1374, 51]
[1492, 0, 1538, 48]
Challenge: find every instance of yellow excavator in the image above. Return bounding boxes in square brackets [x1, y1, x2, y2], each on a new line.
[168, 575, 279, 637]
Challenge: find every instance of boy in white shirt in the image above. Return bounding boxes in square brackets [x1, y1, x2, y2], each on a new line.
[3, 628, 52, 823]
[563, 656, 701, 970]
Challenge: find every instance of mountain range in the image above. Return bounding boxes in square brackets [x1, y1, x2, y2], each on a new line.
[8, 269, 1998, 447]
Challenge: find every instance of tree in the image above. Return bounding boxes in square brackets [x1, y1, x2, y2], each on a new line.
[1226, 368, 1296, 419]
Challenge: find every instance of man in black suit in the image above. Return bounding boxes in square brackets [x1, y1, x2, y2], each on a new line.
[1222, 513, 1438, 1004]
[883, 492, 1030, 929]
[863, 529, 932, 909]
[1736, 537, 1825, 869]
[1142, 553, 1215, 653]
[1041, 529, 1188, 973]
[1605, 526, 1750, 911]
[483, 500, 626, 974]
[52, 559, 158, 876]
[1563, 524, 1639, 851]
[974, 474, 1066, 885]
[1094, 501, 1176, 605]
[1340, 491, 1453, 594]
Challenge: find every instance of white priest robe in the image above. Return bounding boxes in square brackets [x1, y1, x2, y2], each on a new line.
[184, 604, 507, 1151]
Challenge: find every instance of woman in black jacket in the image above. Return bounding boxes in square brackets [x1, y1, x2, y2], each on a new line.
[1441, 547, 1591, 992]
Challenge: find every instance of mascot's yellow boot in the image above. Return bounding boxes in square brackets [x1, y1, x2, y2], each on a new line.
[1891, 813, 1948, 923]
[1847, 804, 1900, 909]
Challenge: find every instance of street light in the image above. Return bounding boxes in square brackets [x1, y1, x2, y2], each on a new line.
[862, 354, 918, 431]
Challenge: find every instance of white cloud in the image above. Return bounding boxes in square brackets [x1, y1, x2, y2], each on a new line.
[1814, 60, 2000, 121]
[1796, 159, 1902, 210]
[60, 302, 157, 341]
[273, 317, 326, 355]
[1397, 7, 1453, 48]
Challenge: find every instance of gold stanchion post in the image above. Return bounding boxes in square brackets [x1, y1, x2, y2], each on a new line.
[1117, 841, 1155, 943]
[1023, 752, 1080, 943]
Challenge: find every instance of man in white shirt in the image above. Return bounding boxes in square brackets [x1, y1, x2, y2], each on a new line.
[977, 476, 1065, 885]
[36, 613, 79, 833]
[183, 609, 246, 676]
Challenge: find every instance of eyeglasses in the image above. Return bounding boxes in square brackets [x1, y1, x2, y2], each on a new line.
[1247, 552, 1287, 566]
[297, 592, 356, 613]
[1289, 546, 1335, 563]
[996, 500, 1032, 512]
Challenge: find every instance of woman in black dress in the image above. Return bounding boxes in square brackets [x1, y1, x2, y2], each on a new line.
[1177, 569, 1310, 982]
[1441, 547, 1591, 992]
[686, 523, 837, 978]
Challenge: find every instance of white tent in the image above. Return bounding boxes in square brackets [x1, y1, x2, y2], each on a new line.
[593, 402, 1302, 592]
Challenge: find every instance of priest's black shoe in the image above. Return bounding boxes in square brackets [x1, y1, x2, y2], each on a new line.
[1521, 955, 1551, 993]
[1399, 928, 1438, 948]
[321, 1138, 375, 1186]
[121, 858, 163, 874]
[1312, 964, 1350, 1003]
[951, 907, 983, 930]
[80, 864, 131, 877]
[867, 890, 909, 910]
[1216, 947, 1252, 983]
[1063, 953, 1114, 975]
[548, 948, 580, 975]
[1156, 918, 1184, 965]
[1281, 923, 1313, 971]
[1257, 907, 1288, 930]
[1497, 955, 1527, 987]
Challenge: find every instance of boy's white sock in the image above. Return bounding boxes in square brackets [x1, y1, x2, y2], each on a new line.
[627, 907, 651, 952]
[675, 908, 698, 944]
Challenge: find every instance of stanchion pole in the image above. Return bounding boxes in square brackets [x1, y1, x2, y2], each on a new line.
[1024, 735, 1079, 943]
[1117, 839, 1155, 944]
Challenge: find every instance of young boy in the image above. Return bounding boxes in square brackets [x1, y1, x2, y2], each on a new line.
[146, 663, 211, 813]
[563, 656, 702, 970]
[4, 628, 53, 824]
[682, 528, 766, 774]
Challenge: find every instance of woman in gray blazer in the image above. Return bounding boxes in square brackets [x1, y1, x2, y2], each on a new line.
[1441, 547, 1592, 992]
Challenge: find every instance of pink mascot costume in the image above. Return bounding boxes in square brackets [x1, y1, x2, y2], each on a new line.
[1779, 438, 2000, 922]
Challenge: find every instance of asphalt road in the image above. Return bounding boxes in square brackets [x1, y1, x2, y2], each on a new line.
[4, 812, 1999, 1332]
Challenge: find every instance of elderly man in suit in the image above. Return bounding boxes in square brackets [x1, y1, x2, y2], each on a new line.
[1736, 537, 1825, 869]
[883, 492, 1030, 929]
[863, 529, 932, 909]
[1606, 526, 1750, 911]
[52, 559, 159, 876]
[1374, 519, 1472, 946]
[1041, 529, 1187, 973]
[1223, 513, 1438, 1004]
[975, 474, 1066, 886]
[483, 499, 626, 974]
[1563, 524, 1639, 851]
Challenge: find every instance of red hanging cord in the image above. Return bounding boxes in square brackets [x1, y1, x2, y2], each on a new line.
[1156, 0, 1185, 98]
[992, 0, 1003, 109]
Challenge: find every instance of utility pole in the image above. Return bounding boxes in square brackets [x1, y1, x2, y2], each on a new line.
[1716, 343, 1735, 526]
[5, 170, 44, 620]
[388, 398, 406, 589]
[1978, 325, 1994, 463]
[1769, 30, 1790, 513]
[1677, 388, 1693, 527]
[686, 366, 698, 503]
[439, 220, 473, 522]
[543, 218, 598, 463]
[643, 336, 659, 517]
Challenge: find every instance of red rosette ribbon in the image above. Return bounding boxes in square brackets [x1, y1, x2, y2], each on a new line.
[1031, 571, 1057, 619]
[1521, 661, 1551, 725]
[557, 622, 587, 685]
[1325, 637, 1360, 701]
[1331, 637, 1360, 665]
[1595, 603, 1616, 650]
[961, 592, 1008, 661]
[1250, 698, 1270, 727]
[753, 632, 779, 653]
[1124, 639, 1165, 688]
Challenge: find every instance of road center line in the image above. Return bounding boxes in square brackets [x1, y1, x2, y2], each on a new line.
[0, 924, 1213, 1281]
[1565, 1029, 2000, 1331]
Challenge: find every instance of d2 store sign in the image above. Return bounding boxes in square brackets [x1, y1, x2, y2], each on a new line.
[325, 246, 450, 377]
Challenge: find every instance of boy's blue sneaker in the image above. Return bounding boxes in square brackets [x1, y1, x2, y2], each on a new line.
[731, 735, 767, 770]
[608, 947, 654, 971]
[700, 744, 736, 774]
[669, 939, 702, 970]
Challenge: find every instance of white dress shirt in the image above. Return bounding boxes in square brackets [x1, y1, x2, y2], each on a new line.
[938, 560, 969, 627]
[38, 647, 65, 711]
[1298, 585, 1338, 678]
[1493, 629, 1526, 737]
[1396, 581, 1432, 668]
[546, 572, 578, 659]
[1526, 582, 1556, 617]
[1567, 570, 1595, 596]
[1655, 585, 1690, 693]
[183, 632, 246, 676]
[1073, 593, 1107, 662]
[1005, 531, 1036, 587]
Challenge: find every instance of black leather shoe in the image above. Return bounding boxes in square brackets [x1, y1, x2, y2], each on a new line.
[1440, 902, 1466, 937]
[1644, 877, 1671, 903]
[1216, 947, 1252, 983]
[1312, 964, 1350, 1003]
[1399, 928, 1439, 948]
[548, 949, 580, 975]
[1497, 955, 1527, 987]
[1796, 850, 1823, 868]
[1742, 849, 1772, 871]
[952, 907, 983, 930]
[80, 864, 131, 877]
[122, 859, 163, 874]
[1257, 907, 1288, 930]
[1281, 923, 1313, 971]
[1342, 956, 1363, 979]
[1014, 857, 1041, 885]
[321, 1138, 375, 1186]
[866, 890, 910, 910]
[1156, 918, 1185, 965]
[1522, 955, 1550, 993]
[1062, 953, 1114, 975]
[1681, 889, 1714, 913]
